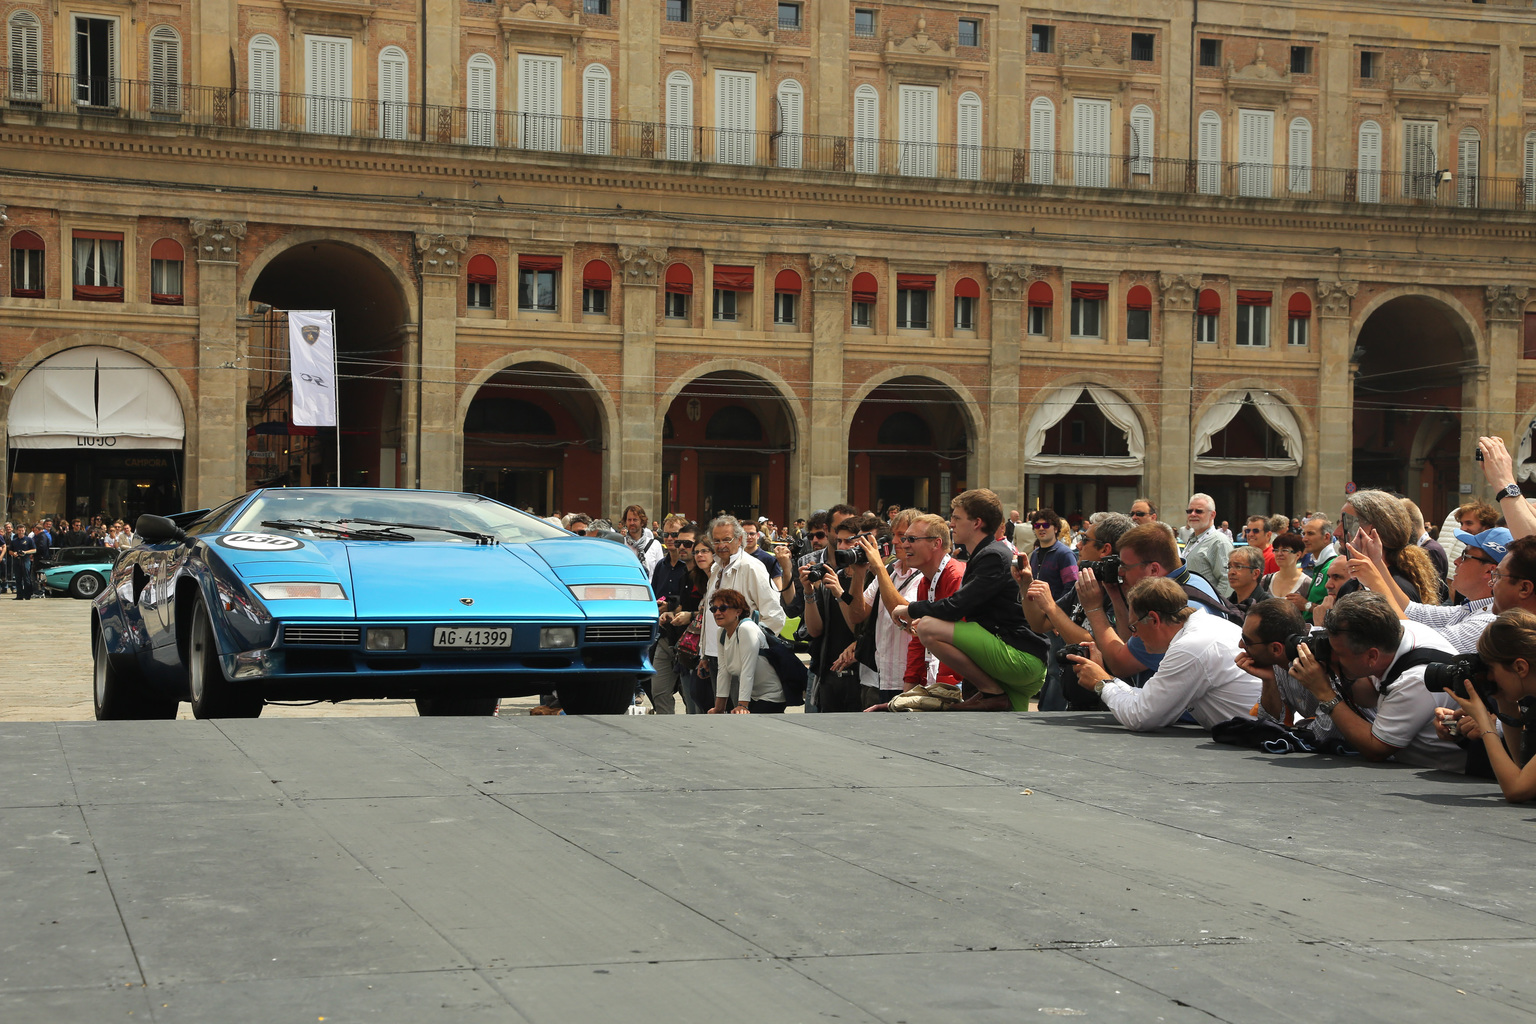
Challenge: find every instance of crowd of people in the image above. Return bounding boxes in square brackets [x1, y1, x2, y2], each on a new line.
[0, 515, 132, 599]
[558, 435, 1536, 804]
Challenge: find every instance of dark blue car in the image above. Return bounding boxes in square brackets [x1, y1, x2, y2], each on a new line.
[92, 488, 657, 719]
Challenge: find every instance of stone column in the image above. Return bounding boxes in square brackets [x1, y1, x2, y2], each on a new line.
[808, 253, 854, 510]
[423, 0, 459, 111]
[617, 246, 667, 516]
[618, 0, 658, 121]
[1472, 285, 1528, 488]
[984, 263, 1028, 512]
[413, 233, 466, 492]
[1153, 273, 1200, 517]
[1314, 279, 1358, 510]
[190, 219, 248, 508]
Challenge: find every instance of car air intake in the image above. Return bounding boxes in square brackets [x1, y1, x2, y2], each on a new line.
[584, 624, 653, 643]
[283, 626, 362, 645]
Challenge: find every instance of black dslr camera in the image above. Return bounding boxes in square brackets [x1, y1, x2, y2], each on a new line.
[1079, 554, 1122, 580]
[1423, 653, 1498, 702]
[1060, 642, 1091, 662]
[1282, 631, 1333, 666]
[830, 546, 869, 569]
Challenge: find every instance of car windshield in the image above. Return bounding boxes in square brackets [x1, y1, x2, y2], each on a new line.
[52, 547, 117, 566]
[227, 489, 567, 544]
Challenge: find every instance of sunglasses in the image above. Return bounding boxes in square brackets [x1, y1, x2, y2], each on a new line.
[901, 533, 937, 544]
[1186, 508, 1210, 516]
[1129, 510, 1153, 517]
[675, 539, 696, 548]
[1243, 528, 1263, 535]
[810, 531, 827, 539]
[708, 604, 735, 613]
[663, 532, 680, 539]
[1032, 523, 1053, 530]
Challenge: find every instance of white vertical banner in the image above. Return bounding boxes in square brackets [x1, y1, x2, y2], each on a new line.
[287, 310, 338, 427]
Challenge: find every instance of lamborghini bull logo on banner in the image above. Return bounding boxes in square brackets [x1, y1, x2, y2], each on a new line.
[287, 310, 338, 427]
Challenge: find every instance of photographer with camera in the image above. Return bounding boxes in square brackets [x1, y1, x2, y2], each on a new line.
[1438, 609, 1536, 801]
[1285, 591, 1464, 771]
[858, 513, 965, 698]
[801, 513, 876, 711]
[1067, 577, 1260, 731]
[1231, 598, 1352, 745]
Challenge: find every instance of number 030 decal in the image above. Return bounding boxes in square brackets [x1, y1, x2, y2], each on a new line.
[217, 533, 304, 552]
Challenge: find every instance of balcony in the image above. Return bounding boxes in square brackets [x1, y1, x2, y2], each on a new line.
[5, 67, 1534, 215]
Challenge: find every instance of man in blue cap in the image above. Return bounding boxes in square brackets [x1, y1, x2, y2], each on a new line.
[1345, 526, 1516, 653]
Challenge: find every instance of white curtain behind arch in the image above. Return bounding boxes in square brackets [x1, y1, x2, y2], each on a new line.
[1024, 385, 1145, 474]
[1192, 389, 1302, 474]
[9, 347, 185, 449]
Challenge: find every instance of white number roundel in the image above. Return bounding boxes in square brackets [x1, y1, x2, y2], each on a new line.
[218, 533, 303, 552]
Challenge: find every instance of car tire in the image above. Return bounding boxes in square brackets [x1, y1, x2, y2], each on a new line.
[69, 571, 105, 600]
[415, 696, 499, 716]
[93, 630, 177, 721]
[556, 678, 637, 715]
[188, 600, 263, 719]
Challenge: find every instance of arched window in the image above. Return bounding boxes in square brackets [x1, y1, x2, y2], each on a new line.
[664, 262, 692, 318]
[582, 258, 612, 314]
[1197, 110, 1222, 195]
[1029, 96, 1055, 184]
[467, 54, 496, 147]
[1287, 292, 1311, 346]
[248, 35, 280, 130]
[850, 271, 878, 327]
[957, 91, 982, 180]
[8, 11, 42, 101]
[1458, 125, 1480, 209]
[150, 239, 184, 304]
[1027, 280, 1053, 336]
[1358, 120, 1382, 203]
[1126, 284, 1152, 341]
[666, 71, 693, 160]
[705, 405, 763, 441]
[877, 412, 932, 446]
[1197, 288, 1221, 344]
[378, 46, 409, 140]
[467, 254, 497, 309]
[1129, 104, 1154, 175]
[582, 63, 611, 155]
[9, 230, 44, 298]
[1287, 117, 1312, 194]
[853, 84, 879, 173]
[777, 79, 803, 168]
[149, 26, 181, 111]
[774, 268, 801, 325]
[953, 277, 980, 330]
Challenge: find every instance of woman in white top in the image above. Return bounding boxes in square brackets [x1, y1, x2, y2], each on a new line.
[708, 587, 786, 714]
[1264, 532, 1310, 598]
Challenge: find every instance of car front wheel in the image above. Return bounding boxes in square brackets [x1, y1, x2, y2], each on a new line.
[188, 601, 263, 719]
[94, 630, 177, 720]
[69, 571, 105, 600]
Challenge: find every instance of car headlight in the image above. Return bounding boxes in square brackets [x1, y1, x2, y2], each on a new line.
[366, 628, 407, 651]
[540, 627, 576, 649]
[567, 584, 650, 602]
[251, 582, 347, 600]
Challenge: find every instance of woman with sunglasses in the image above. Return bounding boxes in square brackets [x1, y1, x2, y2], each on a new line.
[707, 588, 787, 714]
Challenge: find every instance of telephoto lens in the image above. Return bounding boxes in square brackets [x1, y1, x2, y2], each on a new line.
[1422, 653, 1494, 701]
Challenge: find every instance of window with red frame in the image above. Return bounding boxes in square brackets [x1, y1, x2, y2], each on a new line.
[9, 230, 44, 298]
[150, 238, 184, 305]
[72, 230, 124, 301]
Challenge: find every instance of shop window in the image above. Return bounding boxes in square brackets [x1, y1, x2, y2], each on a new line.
[467, 254, 497, 309]
[149, 238, 184, 305]
[72, 231, 123, 302]
[582, 259, 611, 313]
[517, 255, 561, 311]
[9, 230, 44, 298]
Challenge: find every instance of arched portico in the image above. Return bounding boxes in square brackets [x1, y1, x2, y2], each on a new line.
[1190, 383, 1310, 525]
[845, 369, 982, 514]
[1021, 376, 1150, 519]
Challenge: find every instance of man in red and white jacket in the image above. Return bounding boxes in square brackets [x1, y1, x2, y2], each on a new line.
[858, 513, 965, 690]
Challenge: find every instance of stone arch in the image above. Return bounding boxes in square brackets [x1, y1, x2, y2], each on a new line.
[1190, 380, 1313, 523]
[1349, 285, 1484, 365]
[655, 358, 807, 446]
[843, 364, 984, 448]
[1018, 372, 1154, 462]
[844, 365, 984, 514]
[240, 229, 417, 324]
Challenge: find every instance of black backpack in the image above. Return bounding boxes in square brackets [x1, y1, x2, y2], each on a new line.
[1180, 583, 1246, 626]
[760, 628, 809, 707]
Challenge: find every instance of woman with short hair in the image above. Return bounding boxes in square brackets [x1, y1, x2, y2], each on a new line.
[708, 587, 787, 714]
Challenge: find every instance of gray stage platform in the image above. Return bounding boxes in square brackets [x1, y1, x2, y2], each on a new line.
[3, 712, 1533, 1023]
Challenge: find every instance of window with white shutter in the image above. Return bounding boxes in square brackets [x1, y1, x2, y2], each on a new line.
[8, 12, 41, 102]
[957, 91, 982, 180]
[1129, 104, 1154, 176]
[1287, 117, 1312, 194]
[1358, 120, 1382, 203]
[73, 16, 118, 107]
[776, 79, 803, 169]
[1237, 108, 1273, 197]
[897, 84, 937, 177]
[1073, 98, 1110, 188]
[1525, 132, 1536, 208]
[249, 35, 280, 130]
[467, 54, 496, 146]
[715, 69, 757, 165]
[853, 84, 879, 173]
[305, 35, 352, 135]
[518, 54, 562, 151]
[1197, 110, 1222, 195]
[1402, 119, 1438, 199]
[378, 46, 408, 140]
[149, 26, 181, 112]
[1457, 126, 1479, 209]
[666, 71, 693, 160]
[582, 63, 610, 155]
[1029, 96, 1055, 184]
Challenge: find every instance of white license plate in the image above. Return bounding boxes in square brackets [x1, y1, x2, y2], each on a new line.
[432, 626, 513, 649]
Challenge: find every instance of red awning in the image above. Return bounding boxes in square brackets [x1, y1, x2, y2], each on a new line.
[713, 265, 755, 290]
[897, 273, 935, 291]
[665, 263, 693, 295]
[1287, 292, 1312, 319]
[151, 293, 184, 305]
[467, 254, 498, 284]
[851, 272, 879, 303]
[149, 238, 183, 261]
[1237, 290, 1272, 306]
[73, 230, 122, 242]
[1028, 281, 1053, 308]
[1126, 285, 1152, 311]
[583, 259, 612, 290]
[954, 277, 981, 299]
[1071, 282, 1109, 301]
[518, 254, 562, 272]
[9, 230, 43, 250]
[774, 269, 802, 295]
[1197, 289, 1221, 315]
[73, 285, 124, 301]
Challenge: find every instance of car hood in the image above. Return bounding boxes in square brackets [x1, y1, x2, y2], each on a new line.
[345, 542, 586, 620]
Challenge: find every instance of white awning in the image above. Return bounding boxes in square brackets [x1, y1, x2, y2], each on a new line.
[1024, 385, 1145, 475]
[1193, 389, 1302, 475]
[8, 346, 185, 450]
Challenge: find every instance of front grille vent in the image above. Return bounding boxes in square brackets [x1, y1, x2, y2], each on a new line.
[283, 626, 362, 646]
[584, 623, 653, 643]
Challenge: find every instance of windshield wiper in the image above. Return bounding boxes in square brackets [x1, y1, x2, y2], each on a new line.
[259, 519, 414, 542]
[343, 519, 497, 545]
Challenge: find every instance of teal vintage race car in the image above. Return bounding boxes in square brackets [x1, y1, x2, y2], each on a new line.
[42, 547, 119, 599]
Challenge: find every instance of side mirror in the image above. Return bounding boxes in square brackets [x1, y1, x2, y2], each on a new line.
[135, 514, 186, 545]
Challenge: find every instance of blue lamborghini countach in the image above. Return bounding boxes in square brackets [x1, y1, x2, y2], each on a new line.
[91, 488, 657, 719]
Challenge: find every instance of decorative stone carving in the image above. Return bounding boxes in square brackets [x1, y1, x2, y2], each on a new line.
[499, 0, 584, 42]
[700, 0, 775, 61]
[414, 234, 468, 276]
[190, 220, 246, 262]
[1158, 273, 1201, 311]
[281, 0, 375, 35]
[617, 246, 668, 286]
[986, 264, 1031, 301]
[1224, 42, 1293, 103]
[808, 253, 855, 292]
[1486, 284, 1529, 322]
[1389, 51, 1459, 115]
[1315, 279, 1359, 318]
[887, 16, 953, 59]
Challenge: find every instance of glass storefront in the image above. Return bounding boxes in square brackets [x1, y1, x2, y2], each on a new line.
[7, 449, 183, 524]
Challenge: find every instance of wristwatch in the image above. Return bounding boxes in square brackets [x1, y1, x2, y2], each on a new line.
[1316, 695, 1343, 716]
[1500, 482, 1523, 502]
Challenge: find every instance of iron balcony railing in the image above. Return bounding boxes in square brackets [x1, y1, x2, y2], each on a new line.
[7, 67, 1536, 213]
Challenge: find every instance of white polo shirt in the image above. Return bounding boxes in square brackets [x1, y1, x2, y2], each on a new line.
[1100, 613, 1261, 731]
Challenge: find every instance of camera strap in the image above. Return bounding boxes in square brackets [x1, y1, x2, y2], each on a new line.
[1376, 647, 1457, 696]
